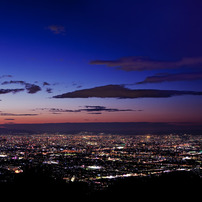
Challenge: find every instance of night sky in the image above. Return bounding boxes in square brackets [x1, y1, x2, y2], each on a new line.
[0, 0, 202, 125]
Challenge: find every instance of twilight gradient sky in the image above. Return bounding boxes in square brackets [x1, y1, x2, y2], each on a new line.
[0, 0, 202, 124]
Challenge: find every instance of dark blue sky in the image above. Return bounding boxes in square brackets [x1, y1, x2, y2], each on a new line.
[0, 0, 202, 124]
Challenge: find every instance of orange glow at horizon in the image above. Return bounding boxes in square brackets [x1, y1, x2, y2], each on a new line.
[1, 110, 202, 124]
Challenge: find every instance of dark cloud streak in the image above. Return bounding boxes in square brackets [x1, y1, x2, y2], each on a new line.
[0, 113, 38, 116]
[90, 56, 202, 71]
[0, 88, 24, 94]
[136, 72, 202, 84]
[83, 106, 134, 112]
[36, 105, 136, 114]
[53, 84, 202, 99]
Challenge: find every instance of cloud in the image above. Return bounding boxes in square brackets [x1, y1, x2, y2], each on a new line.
[83, 106, 134, 113]
[90, 56, 202, 71]
[25, 83, 41, 94]
[36, 106, 135, 114]
[48, 108, 81, 113]
[72, 81, 83, 89]
[0, 88, 24, 94]
[2, 80, 41, 94]
[0, 113, 38, 116]
[25, 82, 39, 93]
[88, 112, 102, 115]
[0, 75, 12, 79]
[53, 84, 202, 99]
[43, 82, 50, 86]
[2, 81, 24, 85]
[46, 88, 53, 93]
[46, 25, 66, 35]
[136, 72, 202, 84]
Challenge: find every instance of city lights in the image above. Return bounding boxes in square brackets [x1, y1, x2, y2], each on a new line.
[0, 133, 201, 189]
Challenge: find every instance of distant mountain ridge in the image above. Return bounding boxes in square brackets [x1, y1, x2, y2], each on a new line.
[0, 122, 202, 135]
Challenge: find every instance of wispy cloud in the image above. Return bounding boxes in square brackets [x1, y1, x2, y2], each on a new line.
[136, 72, 202, 84]
[53, 84, 202, 99]
[0, 75, 12, 79]
[2, 80, 41, 94]
[0, 78, 57, 97]
[83, 106, 134, 113]
[46, 25, 66, 35]
[90, 56, 202, 71]
[36, 105, 136, 114]
[46, 88, 53, 93]
[0, 88, 24, 95]
[0, 113, 38, 116]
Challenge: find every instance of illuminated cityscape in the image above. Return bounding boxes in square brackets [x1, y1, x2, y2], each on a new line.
[0, 133, 201, 190]
[1, 0, 202, 199]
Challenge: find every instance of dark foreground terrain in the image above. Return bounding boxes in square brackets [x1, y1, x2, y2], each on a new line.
[0, 167, 201, 200]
